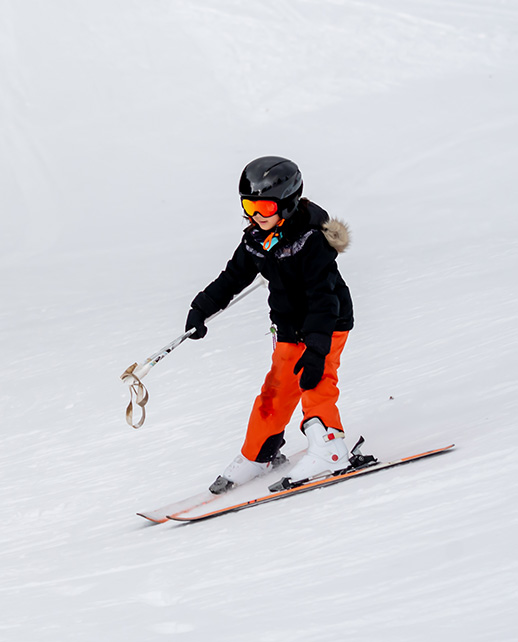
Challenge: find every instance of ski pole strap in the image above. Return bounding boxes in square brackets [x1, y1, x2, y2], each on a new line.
[121, 363, 149, 429]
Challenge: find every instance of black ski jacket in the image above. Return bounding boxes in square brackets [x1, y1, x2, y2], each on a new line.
[190, 199, 353, 356]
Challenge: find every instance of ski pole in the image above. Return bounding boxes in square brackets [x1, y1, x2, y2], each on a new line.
[120, 278, 265, 428]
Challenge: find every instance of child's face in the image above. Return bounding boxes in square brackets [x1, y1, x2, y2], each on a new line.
[252, 213, 281, 230]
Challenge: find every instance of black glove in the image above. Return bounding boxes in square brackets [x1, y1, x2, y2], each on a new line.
[185, 291, 220, 340]
[185, 306, 208, 339]
[294, 333, 332, 390]
[294, 348, 326, 390]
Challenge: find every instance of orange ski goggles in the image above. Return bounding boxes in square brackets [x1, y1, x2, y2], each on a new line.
[241, 198, 279, 218]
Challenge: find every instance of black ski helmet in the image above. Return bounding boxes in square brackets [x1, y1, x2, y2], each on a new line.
[239, 156, 303, 219]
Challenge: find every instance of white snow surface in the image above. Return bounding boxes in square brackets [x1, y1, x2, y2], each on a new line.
[1, 0, 518, 640]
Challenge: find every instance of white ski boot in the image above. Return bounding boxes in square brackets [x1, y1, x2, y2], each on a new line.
[285, 418, 350, 484]
[209, 454, 271, 494]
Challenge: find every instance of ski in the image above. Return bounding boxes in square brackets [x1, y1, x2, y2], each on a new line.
[167, 444, 455, 523]
[137, 490, 218, 524]
[137, 450, 302, 523]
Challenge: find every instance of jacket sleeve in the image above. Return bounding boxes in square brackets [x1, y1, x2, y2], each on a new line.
[300, 232, 341, 355]
[191, 241, 260, 317]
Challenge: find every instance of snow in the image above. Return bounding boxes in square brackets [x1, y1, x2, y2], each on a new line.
[1, 0, 517, 640]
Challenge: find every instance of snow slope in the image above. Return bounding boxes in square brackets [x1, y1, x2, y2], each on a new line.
[1, 0, 517, 640]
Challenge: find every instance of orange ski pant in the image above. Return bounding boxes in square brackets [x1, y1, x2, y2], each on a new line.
[241, 331, 349, 462]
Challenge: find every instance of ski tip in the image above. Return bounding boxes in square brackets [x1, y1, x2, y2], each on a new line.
[136, 513, 169, 524]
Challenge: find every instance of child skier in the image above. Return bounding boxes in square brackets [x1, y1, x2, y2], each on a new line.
[185, 156, 354, 493]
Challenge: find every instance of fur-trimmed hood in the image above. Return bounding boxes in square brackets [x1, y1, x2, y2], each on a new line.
[287, 199, 350, 254]
[322, 219, 350, 253]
